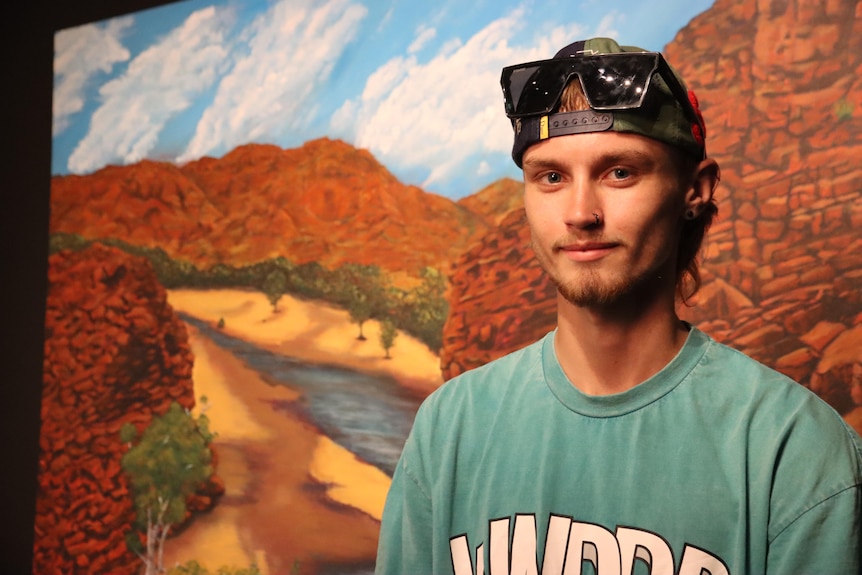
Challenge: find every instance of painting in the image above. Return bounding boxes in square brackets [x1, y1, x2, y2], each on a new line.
[36, 0, 862, 573]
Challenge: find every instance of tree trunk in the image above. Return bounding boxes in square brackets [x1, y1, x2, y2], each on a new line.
[144, 508, 156, 575]
[155, 498, 171, 574]
[157, 522, 170, 573]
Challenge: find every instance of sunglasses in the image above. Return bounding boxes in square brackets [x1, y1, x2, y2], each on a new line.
[500, 52, 702, 132]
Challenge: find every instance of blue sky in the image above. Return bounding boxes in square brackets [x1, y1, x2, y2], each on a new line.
[52, 0, 714, 199]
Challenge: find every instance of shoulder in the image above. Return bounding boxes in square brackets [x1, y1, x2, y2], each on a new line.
[694, 329, 862, 474]
[397, 334, 550, 484]
[405, 334, 548, 445]
[421, 333, 548, 411]
[686, 331, 862, 539]
[694, 330, 844, 413]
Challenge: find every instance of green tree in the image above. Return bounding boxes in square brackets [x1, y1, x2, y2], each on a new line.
[48, 232, 91, 254]
[121, 401, 216, 575]
[380, 319, 398, 359]
[292, 261, 328, 298]
[404, 267, 449, 351]
[206, 263, 238, 287]
[262, 269, 289, 312]
[100, 239, 199, 288]
[348, 292, 373, 340]
[337, 264, 386, 340]
[835, 98, 854, 122]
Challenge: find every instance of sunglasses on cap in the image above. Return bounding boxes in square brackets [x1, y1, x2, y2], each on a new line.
[500, 51, 703, 133]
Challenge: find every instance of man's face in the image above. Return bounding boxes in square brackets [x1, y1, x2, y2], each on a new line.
[522, 130, 689, 308]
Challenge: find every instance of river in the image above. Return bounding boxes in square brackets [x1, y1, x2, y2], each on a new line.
[181, 313, 424, 477]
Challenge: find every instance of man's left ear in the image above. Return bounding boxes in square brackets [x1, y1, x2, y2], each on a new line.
[683, 158, 720, 219]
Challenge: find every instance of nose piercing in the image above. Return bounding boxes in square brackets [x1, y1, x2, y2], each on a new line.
[592, 212, 601, 225]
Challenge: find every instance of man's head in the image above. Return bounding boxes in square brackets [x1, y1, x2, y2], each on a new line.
[500, 37, 719, 304]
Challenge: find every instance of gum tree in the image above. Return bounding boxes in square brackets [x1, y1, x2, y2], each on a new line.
[380, 319, 398, 359]
[262, 269, 289, 312]
[120, 400, 216, 575]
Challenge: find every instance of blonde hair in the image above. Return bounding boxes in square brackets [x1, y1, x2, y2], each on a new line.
[558, 80, 590, 112]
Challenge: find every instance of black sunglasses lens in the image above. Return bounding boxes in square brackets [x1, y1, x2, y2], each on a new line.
[580, 56, 653, 109]
[505, 62, 570, 116]
[504, 54, 657, 117]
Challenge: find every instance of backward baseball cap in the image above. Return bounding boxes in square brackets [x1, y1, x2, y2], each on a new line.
[509, 37, 706, 167]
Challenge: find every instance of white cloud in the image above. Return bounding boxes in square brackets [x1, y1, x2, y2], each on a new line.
[333, 8, 587, 188]
[363, 55, 413, 104]
[53, 17, 133, 136]
[594, 11, 622, 40]
[408, 25, 437, 54]
[378, 7, 394, 32]
[178, 0, 367, 163]
[67, 6, 232, 173]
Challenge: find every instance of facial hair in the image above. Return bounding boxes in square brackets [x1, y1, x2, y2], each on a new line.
[531, 233, 670, 308]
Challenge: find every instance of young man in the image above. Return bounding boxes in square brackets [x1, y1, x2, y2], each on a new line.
[375, 38, 862, 575]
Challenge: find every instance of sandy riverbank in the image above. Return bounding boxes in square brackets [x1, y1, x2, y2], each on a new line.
[169, 288, 444, 395]
[161, 289, 443, 574]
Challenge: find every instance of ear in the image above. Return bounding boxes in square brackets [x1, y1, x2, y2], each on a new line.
[683, 158, 720, 219]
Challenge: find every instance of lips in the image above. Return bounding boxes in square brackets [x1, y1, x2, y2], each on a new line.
[556, 240, 618, 262]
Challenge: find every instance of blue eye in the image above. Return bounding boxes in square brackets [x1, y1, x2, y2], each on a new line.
[546, 172, 562, 183]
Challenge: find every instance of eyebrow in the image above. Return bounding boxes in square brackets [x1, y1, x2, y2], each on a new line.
[521, 156, 564, 171]
[523, 147, 659, 170]
[600, 149, 658, 168]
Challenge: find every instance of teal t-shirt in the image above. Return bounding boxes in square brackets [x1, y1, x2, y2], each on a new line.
[376, 327, 862, 575]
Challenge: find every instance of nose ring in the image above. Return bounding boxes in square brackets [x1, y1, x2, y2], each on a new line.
[592, 212, 601, 225]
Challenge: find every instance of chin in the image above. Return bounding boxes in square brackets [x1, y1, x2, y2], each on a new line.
[553, 275, 627, 307]
[552, 269, 662, 308]
[557, 283, 628, 307]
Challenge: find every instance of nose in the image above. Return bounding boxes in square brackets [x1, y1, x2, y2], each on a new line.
[563, 177, 602, 230]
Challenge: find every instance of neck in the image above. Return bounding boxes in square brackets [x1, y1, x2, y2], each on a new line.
[554, 285, 689, 396]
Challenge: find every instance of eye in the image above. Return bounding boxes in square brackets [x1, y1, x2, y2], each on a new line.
[610, 167, 631, 180]
[544, 171, 562, 184]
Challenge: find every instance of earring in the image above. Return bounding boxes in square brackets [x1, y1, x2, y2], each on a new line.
[685, 210, 696, 220]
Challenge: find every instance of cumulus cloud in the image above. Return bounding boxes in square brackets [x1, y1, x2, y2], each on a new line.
[332, 8, 587, 188]
[67, 6, 232, 173]
[53, 17, 133, 136]
[408, 24, 437, 54]
[178, 0, 367, 163]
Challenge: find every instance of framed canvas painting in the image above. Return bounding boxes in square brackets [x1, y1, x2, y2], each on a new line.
[35, 0, 862, 573]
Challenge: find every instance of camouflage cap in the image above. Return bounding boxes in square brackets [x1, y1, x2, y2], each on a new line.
[509, 37, 706, 167]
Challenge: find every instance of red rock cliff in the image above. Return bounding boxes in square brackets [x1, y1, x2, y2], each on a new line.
[34, 245, 201, 574]
[441, 0, 862, 424]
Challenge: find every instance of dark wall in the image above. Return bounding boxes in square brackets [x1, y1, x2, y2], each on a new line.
[3, 2, 174, 572]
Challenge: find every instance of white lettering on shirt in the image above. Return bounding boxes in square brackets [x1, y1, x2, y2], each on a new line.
[449, 515, 729, 575]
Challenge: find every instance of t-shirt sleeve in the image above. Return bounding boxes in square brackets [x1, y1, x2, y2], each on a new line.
[375, 431, 434, 574]
[766, 484, 861, 575]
